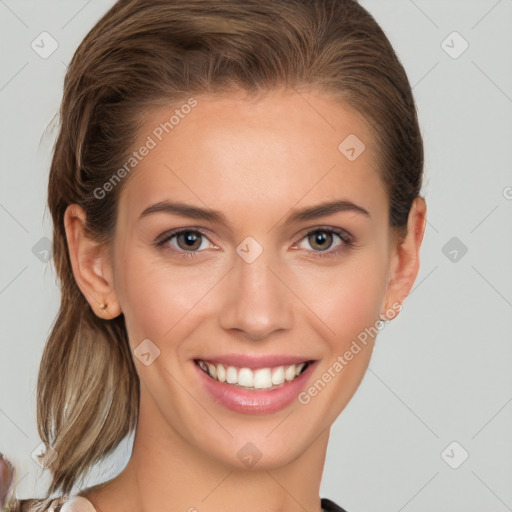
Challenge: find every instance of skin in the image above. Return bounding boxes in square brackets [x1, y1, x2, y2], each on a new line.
[64, 87, 426, 512]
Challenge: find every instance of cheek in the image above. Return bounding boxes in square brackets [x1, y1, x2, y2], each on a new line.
[114, 248, 220, 345]
[113, 247, 175, 343]
[293, 248, 388, 342]
[300, 251, 388, 419]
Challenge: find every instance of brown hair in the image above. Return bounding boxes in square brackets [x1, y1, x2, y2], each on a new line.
[7, 0, 423, 510]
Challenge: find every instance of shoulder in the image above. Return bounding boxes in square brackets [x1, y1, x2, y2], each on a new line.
[6, 497, 63, 512]
[321, 497, 349, 512]
[7, 495, 97, 512]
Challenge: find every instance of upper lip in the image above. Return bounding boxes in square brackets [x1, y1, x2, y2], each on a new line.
[194, 354, 314, 369]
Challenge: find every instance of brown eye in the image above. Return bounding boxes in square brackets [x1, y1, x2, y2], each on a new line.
[155, 229, 215, 259]
[294, 227, 353, 259]
[175, 231, 203, 251]
[307, 230, 335, 251]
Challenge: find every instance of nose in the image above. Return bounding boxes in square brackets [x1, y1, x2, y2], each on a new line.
[218, 246, 294, 341]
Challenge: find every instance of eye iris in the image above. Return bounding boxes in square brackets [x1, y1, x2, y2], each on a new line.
[309, 231, 332, 251]
[177, 231, 201, 251]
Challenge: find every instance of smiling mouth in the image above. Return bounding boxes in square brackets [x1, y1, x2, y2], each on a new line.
[194, 359, 312, 390]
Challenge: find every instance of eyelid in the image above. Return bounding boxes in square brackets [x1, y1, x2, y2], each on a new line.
[153, 227, 223, 263]
[154, 227, 216, 246]
[292, 225, 354, 245]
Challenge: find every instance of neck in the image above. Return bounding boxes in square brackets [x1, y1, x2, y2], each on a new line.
[84, 388, 330, 512]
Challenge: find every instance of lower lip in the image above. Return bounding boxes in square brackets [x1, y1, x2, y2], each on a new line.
[194, 361, 316, 414]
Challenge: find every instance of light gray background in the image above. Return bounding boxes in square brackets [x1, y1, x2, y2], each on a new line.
[1, 1, 511, 511]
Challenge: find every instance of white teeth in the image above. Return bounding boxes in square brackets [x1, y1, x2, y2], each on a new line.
[226, 366, 238, 384]
[198, 360, 308, 389]
[271, 366, 285, 386]
[284, 365, 297, 381]
[238, 368, 253, 387]
[207, 363, 217, 379]
[216, 363, 226, 383]
[253, 368, 272, 389]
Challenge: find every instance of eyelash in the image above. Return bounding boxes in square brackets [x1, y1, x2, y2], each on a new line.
[154, 226, 355, 260]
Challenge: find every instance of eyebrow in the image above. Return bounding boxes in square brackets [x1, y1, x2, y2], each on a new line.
[138, 199, 371, 226]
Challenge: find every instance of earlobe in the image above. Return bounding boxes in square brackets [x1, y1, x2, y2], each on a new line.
[63, 204, 122, 319]
[380, 196, 427, 320]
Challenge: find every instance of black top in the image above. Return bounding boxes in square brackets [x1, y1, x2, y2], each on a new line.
[321, 497, 348, 512]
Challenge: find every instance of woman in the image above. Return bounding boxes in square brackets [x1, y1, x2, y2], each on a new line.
[4, 0, 426, 510]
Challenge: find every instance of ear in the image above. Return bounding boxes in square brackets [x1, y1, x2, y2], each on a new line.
[63, 204, 122, 320]
[380, 196, 427, 320]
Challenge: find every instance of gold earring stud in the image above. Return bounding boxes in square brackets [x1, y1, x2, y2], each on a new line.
[99, 303, 108, 311]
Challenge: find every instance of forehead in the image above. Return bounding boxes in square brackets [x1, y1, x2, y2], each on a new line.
[118, 88, 386, 226]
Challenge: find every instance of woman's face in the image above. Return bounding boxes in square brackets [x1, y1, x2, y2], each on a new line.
[109, 87, 400, 469]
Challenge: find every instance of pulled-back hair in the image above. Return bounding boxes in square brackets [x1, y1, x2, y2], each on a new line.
[7, 0, 423, 510]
